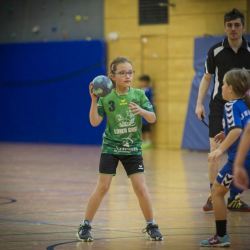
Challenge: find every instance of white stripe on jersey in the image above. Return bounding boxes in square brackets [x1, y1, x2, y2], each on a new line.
[225, 101, 236, 128]
[205, 60, 208, 74]
[247, 44, 250, 53]
[213, 46, 224, 57]
[212, 67, 219, 99]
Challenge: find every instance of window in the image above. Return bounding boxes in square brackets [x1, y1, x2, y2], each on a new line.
[139, 0, 169, 25]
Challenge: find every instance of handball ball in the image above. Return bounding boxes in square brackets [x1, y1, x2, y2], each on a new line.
[92, 75, 113, 97]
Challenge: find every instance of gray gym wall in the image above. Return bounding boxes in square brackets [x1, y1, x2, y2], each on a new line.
[0, 0, 104, 43]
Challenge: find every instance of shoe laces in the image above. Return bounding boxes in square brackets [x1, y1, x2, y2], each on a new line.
[143, 223, 160, 235]
[208, 235, 220, 244]
[79, 223, 91, 233]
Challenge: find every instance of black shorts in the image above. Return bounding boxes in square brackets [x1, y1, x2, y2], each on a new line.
[99, 153, 144, 176]
[209, 99, 225, 137]
[142, 123, 151, 132]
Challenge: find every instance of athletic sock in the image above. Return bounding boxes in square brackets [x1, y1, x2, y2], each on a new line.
[215, 220, 227, 237]
[146, 219, 156, 225]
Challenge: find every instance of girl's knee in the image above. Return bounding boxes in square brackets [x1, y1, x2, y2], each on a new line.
[97, 183, 110, 195]
[134, 185, 148, 197]
[211, 182, 228, 197]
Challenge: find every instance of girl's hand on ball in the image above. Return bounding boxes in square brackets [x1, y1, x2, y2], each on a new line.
[89, 82, 98, 100]
[129, 102, 143, 115]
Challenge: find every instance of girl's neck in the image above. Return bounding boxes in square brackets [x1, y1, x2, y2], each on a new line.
[115, 87, 130, 95]
[228, 94, 241, 101]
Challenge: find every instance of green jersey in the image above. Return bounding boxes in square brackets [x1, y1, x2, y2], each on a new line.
[97, 88, 154, 155]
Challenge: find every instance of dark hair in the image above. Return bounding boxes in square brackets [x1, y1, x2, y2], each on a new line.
[109, 56, 132, 74]
[138, 74, 151, 83]
[224, 68, 250, 108]
[224, 8, 245, 26]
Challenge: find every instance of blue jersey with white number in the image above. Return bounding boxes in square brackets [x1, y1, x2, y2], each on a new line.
[223, 99, 250, 162]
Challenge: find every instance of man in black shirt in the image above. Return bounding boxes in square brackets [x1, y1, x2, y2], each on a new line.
[195, 8, 250, 212]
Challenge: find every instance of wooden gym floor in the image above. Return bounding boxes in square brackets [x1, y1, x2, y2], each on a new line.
[0, 143, 249, 250]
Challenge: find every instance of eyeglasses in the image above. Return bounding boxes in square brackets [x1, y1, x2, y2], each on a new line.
[225, 22, 242, 29]
[115, 71, 134, 77]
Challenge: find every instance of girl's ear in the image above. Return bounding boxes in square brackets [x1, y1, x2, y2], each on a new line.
[109, 73, 115, 81]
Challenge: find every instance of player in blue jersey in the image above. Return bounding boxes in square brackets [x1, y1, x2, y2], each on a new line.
[200, 68, 250, 247]
[195, 8, 250, 212]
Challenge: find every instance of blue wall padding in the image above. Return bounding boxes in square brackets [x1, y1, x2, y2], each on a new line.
[182, 35, 250, 151]
[0, 40, 107, 144]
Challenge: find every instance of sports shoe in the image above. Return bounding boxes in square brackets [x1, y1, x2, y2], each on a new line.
[77, 221, 93, 242]
[203, 196, 213, 212]
[227, 197, 250, 212]
[142, 142, 153, 150]
[200, 234, 230, 247]
[143, 223, 163, 241]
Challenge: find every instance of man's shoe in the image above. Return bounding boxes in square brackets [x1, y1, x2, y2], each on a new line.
[77, 221, 93, 242]
[200, 234, 230, 247]
[143, 223, 163, 241]
[227, 197, 250, 212]
[203, 196, 213, 212]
